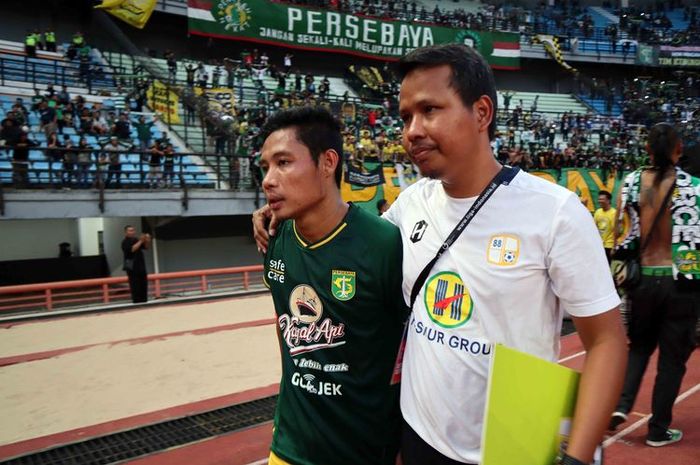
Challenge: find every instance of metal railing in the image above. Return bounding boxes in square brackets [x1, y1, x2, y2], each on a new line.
[0, 55, 125, 92]
[0, 265, 265, 314]
[1, 145, 260, 193]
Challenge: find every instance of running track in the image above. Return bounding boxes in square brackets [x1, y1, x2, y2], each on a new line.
[0, 295, 697, 464]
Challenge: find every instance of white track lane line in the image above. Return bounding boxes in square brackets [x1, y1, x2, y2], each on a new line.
[244, 459, 268, 465]
[559, 350, 586, 363]
[603, 381, 700, 447]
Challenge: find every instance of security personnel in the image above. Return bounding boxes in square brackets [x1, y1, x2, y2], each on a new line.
[25, 31, 36, 58]
[72, 32, 84, 48]
[45, 29, 56, 52]
[33, 30, 43, 50]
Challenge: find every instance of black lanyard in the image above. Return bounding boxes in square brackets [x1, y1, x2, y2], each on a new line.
[409, 165, 520, 308]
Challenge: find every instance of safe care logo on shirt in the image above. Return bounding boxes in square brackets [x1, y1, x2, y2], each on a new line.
[487, 234, 520, 266]
[423, 272, 473, 328]
[279, 284, 346, 356]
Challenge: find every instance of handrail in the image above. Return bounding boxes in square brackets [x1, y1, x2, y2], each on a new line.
[0, 265, 265, 314]
[1, 145, 256, 191]
[0, 55, 126, 92]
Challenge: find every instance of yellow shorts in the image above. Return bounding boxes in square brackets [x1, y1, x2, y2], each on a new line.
[268, 451, 292, 465]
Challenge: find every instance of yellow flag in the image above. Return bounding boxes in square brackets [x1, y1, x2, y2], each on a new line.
[95, 0, 157, 29]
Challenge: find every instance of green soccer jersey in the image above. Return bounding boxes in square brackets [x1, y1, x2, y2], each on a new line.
[264, 203, 405, 465]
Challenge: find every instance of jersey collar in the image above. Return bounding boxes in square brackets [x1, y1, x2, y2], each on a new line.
[293, 204, 353, 250]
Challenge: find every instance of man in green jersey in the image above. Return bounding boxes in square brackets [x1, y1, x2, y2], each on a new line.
[258, 106, 405, 465]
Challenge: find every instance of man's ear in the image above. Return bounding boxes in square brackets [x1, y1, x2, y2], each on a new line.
[473, 95, 494, 136]
[320, 149, 340, 180]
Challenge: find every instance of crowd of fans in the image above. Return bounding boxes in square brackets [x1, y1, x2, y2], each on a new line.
[281, 0, 699, 46]
[1, 84, 183, 189]
[5, 8, 700, 191]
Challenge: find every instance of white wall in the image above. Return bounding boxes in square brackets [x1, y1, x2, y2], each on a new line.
[0, 219, 78, 261]
[157, 236, 260, 272]
[77, 218, 105, 256]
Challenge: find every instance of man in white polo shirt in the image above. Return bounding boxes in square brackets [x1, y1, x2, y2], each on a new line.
[386, 44, 627, 465]
[253, 44, 627, 465]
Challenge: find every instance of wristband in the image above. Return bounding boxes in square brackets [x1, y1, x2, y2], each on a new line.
[560, 453, 589, 465]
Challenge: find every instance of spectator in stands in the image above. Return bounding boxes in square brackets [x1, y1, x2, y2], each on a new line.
[61, 135, 77, 189]
[121, 225, 150, 303]
[162, 143, 176, 188]
[24, 30, 37, 58]
[79, 52, 91, 85]
[166, 50, 177, 83]
[39, 101, 57, 139]
[92, 110, 109, 136]
[57, 85, 70, 106]
[283, 53, 293, 73]
[147, 140, 164, 188]
[104, 136, 123, 188]
[212, 64, 222, 87]
[11, 132, 36, 188]
[30, 89, 44, 114]
[185, 63, 196, 88]
[1, 114, 21, 153]
[44, 28, 56, 52]
[76, 136, 94, 189]
[133, 114, 157, 151]
[45, 131, 62, 185]
[112, 113, 132, 142]
[196, 63, 208, 89]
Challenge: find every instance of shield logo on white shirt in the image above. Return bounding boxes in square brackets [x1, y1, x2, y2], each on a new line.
[487, 234, 520, 266]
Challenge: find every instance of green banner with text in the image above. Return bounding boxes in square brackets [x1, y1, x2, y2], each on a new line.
[344, 167, 627, 214]
[187, 0, 520, 68]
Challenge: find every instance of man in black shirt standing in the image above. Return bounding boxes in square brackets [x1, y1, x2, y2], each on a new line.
[121, 225, 150, 303]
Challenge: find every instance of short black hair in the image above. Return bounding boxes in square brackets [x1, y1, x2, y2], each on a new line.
[124, 225, 133, 232]
[598, 190, 612, 200]
[260, 106, 344, 186]
[397, 44, 498, 140]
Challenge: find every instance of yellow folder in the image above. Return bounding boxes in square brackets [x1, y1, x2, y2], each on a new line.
[481, 344, 580, 465]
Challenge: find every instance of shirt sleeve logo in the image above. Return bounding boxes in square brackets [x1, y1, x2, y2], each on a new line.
[331, 270, 356, 301]
[424, 272, 473, 328]
[410, 220, 429, 243]
[487, 234, 520, 266]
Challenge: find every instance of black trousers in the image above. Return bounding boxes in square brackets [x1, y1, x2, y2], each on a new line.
[127, 270, 148, 303]
[401, 420, 476, 465]
[616, 275, 698, 439]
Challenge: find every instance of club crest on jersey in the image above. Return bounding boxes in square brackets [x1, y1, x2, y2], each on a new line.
[487, 234, 520, 266]
[331, 270, 356, 301]
[281, 284, 346, 356]
[424, 272, 473, 328]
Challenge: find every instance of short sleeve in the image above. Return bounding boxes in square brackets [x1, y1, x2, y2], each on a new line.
[381, 197, 401, 226]
[547, 194, 621, 317]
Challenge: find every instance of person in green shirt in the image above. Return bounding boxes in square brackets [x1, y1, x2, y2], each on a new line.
[132, 114, 158, 151]
[258, 106, 405, 465]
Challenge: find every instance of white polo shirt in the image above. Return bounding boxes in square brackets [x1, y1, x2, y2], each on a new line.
[383, 171, 620, 463]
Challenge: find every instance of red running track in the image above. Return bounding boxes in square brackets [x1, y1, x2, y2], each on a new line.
[116, 334, 700, 465]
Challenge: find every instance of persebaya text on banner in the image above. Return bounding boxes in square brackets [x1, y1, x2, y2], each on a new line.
[187, 0, 520, 68]
[95, 0, 157, 29]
